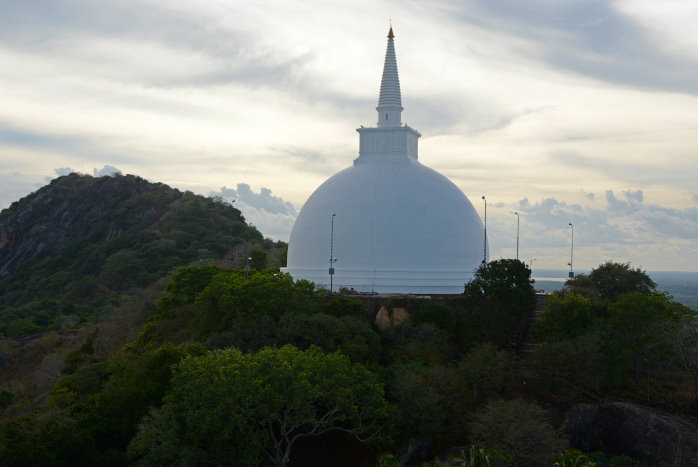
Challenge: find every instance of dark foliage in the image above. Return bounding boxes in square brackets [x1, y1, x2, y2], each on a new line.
[564, 261, 656, 301]
[0, 173, 284, 336]
[464, 259, 536, 348]
[1, 207, 693, 467]
[532, 262, 697, 415]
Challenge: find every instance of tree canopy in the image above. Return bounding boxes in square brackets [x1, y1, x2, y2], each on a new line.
[532, 261, 697, 410]
[468, 399, 564, 467]
[127, 345, 396, 467]
[464, 259, 536, 347]
[564, 261, 656, 301]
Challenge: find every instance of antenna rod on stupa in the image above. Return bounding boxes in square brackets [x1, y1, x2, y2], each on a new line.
[376, 25, 403, 128]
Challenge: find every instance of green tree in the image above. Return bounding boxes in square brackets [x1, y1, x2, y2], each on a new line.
[534, 292, 602, 342]
[127, 345, 396, 467]
[468, 399, 564, 467]
[277, 312, 380, 363]
[388, 366, 446, 442]
[249, 248, 268, 270]
[0, 391, 14, 410]
[669, 310, 698, 387]
[458, 343, 518, 405]
[465, 259, 535, 305]
[464, 259, 536, 347]
[0, 409, 98, 466]
[607, 292, 680, 381]
[565, 261, 656, 301]
[530, 331, 606, 395]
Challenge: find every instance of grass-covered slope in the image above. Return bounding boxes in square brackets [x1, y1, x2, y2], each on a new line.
[0, 173, 284, 336]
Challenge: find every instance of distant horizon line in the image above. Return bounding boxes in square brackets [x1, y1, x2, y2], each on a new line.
[531, 268, 698, 275]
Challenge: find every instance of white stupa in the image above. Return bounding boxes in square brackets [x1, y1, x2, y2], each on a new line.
[283, 28, 486, 294]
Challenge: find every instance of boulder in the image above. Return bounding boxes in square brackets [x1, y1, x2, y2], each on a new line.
[564, 402, 698, 466]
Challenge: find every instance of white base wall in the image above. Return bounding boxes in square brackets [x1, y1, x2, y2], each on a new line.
[281, 267, 473, 295]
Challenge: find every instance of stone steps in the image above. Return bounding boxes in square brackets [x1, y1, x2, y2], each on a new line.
[518, 293, 549, 359]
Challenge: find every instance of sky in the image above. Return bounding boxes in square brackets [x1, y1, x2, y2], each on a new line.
[1, 0, 697, 271]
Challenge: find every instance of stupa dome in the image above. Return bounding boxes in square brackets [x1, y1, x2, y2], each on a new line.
[282, 28, 486, 294]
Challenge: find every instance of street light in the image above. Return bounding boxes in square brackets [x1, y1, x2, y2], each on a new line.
[514, 211, 520, 260]
[245, 256, 252, 279]
[229, 199, 235, 268]
[329, 213, 337, 292]
[482, 196, 487, 265]
[529, 258, 536, 269]
[567, 222, 574, 278]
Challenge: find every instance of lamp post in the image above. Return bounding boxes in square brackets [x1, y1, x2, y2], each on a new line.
[567, 222, 574, 278]
[514, 211, 520, 260]
[229, 199, 235, 268]
[329, 213, 337, 292]
[529, 258, 536, 269]
[245, 256, 251, 279]
[482, 196, 487, 266]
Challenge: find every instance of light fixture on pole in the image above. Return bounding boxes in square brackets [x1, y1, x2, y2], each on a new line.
[329, 213, 337, 292]
[567, 222, 574, 278]
[482, 196, 487, 266]
[245, 256, 252, 279]
[529, 258, 536, 269]
[514, 211, 520, 260]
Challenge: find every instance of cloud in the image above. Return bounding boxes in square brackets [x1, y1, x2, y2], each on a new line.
[484, 189, 698, 271]
[211, 184, 299, 241]
[510, 196, 626, 247]
[218, 183, 297, 217]
[438, 0, 698, 94]
[641, 205, 698, 240]
[54, 167, 74, 176]
[272, 146, 346, 175]
[606, 189, 643, 214]
[580, 189, 595, 200]
[93, 165, 122, 177]
[0, 125, 83, 152]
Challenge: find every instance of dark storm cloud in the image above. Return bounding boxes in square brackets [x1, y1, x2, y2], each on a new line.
[437, 0, 698, 95]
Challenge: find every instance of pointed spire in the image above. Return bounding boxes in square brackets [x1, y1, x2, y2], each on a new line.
[377, 26, 403, 127]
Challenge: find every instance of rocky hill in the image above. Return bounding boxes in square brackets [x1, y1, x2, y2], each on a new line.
[0, 173, 284, 337]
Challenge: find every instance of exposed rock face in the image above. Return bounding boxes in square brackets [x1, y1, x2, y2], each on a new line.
[564, 402, 698, 466]
[0, 173, 178, 276]
[375, 306, 408, 330]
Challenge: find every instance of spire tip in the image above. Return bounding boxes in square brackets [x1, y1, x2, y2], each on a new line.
[388, 26, 394, 40]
